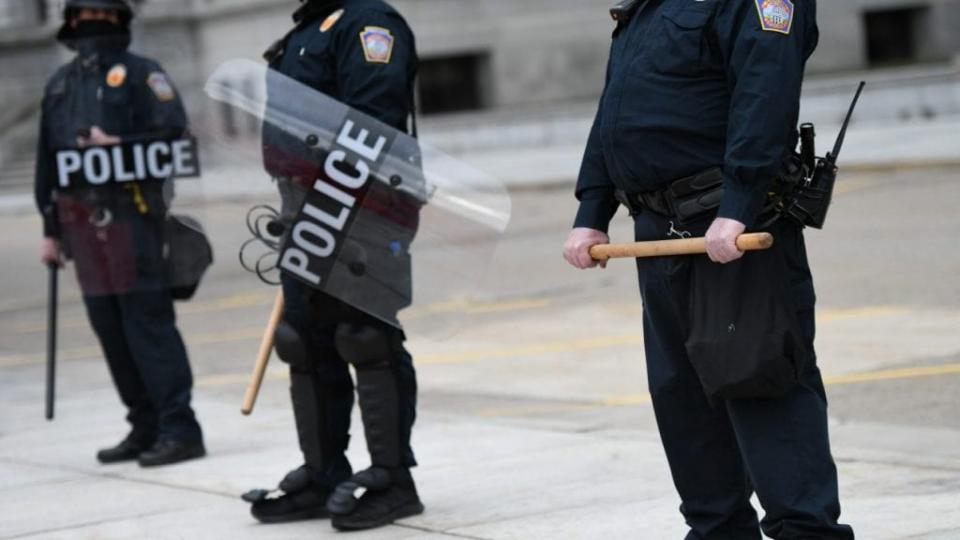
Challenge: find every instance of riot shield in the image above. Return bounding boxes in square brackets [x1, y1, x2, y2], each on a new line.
[204, 59, 511, 335]
[51, 136, 209, 299]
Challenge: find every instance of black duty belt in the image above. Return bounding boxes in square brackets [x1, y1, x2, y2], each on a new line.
[615, 167, 725, 225]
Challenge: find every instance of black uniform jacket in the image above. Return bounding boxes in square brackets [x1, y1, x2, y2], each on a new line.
[34, 47, 187, 237]
[575, 0, 819, 231]
[263, 0, 417, 179]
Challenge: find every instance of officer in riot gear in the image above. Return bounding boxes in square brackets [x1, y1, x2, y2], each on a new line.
[35, 0, 205, 467]
[242, 0, 422, 531]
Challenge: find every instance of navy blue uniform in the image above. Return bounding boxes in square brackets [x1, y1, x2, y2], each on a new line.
[576, 0, 818, 230]
[573, 1, 854, 538]
[34, 46, 203, 447]
[265, 0, 418, 489]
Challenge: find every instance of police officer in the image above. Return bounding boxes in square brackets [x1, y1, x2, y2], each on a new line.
[563, 1, 854, 538]
[35, 0, 205, 467]
[244, 0, 422, 531]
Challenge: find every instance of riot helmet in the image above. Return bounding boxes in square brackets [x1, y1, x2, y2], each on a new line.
[62, 0, 134, 25]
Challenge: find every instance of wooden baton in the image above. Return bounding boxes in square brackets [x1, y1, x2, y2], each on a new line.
[241, 290, 285, 415]
[590, 233, 774, 260]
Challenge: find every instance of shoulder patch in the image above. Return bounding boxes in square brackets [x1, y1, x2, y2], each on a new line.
[359, 26, 395, 64]
[147, 72, 175, 102]
[754, 0, 794, 35]
[106, 64, 127, 88]
[321, 8, 344, 32]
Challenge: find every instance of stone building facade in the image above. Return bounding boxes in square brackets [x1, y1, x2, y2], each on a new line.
[1, 0, 959, 184]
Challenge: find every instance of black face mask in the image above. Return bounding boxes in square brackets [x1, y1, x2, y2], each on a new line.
[57, 19, 131, 55]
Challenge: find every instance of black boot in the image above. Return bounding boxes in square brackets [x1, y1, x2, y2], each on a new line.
[329, 467, 424, 531]
[137, 439, 206, 467]
[244, 465, 334, 524]
[96, 435, 154, 464]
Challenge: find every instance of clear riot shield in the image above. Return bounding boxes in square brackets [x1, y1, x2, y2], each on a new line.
[53, 136, 210, 299]
[205, 58, 511, 336]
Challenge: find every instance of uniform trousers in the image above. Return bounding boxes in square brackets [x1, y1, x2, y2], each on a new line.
[633, 213, 854, 540]
[70, 212, 202, 445]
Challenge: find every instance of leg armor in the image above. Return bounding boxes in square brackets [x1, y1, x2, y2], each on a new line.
[327, 320, 422, 529]
[334, 323, 415, 469]
[274, 319, 353, 483]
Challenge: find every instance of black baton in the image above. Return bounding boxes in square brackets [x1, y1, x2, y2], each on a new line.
[45, 262, 59, 420]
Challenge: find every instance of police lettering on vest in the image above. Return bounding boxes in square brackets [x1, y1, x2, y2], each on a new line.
[55, 137, 201, 188]
[279, 111, 397, 286]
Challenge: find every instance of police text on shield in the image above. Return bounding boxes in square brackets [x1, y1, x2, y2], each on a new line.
[279, 113, 396, 286]
[55, 138, 200, 188]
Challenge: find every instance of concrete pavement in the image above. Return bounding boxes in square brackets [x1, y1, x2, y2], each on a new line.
[2, 163, 960, 539]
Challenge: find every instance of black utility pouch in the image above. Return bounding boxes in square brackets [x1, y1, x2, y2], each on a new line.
[666, 167, 724, 225]
[684, 235, 809, 401]
[165, 214, 214, 301]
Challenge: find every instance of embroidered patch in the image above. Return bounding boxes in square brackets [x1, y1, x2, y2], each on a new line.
[755, 0, 794, 35]
[321, 8, 344, 32]
[106, 64, 127, 88]
[147, 72, 175, 102]
[359, 26, 394, 64]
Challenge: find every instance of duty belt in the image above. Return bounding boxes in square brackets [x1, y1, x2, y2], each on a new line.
[615, 189, 673, 217]
[615, 167, 725, 225]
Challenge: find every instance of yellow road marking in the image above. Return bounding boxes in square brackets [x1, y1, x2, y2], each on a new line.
[824, 363, 960, 385]
[3, 293, 551, 336]
[817, 305, 908, 322]
[466, 299, 551, 314]
[6, 291, 277, 335]
[188, 327, 264, 346]
[0, 304, 946, 372]
[179, 292, 276, 315]
[476, 363, 960, 417]
[414, 305, 910, 366]
[0, 327, 267, 368]
[0, 296, 556, 367]
[0, 292, 84, 316]
[11, 318, 88, 334]
[195, 365, 288, 388]
[0, 345, 103, 367]
[602, 393, 653, 406]
[195, 372, 257, 387]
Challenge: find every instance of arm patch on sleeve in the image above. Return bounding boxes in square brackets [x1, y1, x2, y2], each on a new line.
[147, 72, 176, 102]
[754, 0, 794, 34]
[359, 26, 395, 63]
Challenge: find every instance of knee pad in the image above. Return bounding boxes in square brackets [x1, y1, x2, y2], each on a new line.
[334, 323, 393, 368]
[275, 320, 308, 369]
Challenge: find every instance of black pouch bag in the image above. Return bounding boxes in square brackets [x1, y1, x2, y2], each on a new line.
[164, 214, 214, 301]
[684, 232, 809, 401]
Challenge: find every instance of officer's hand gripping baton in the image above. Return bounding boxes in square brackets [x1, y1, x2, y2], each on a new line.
[590, 233, 773, 260]
[45, 262, 59, 420]
[241, 290, 284, 415]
